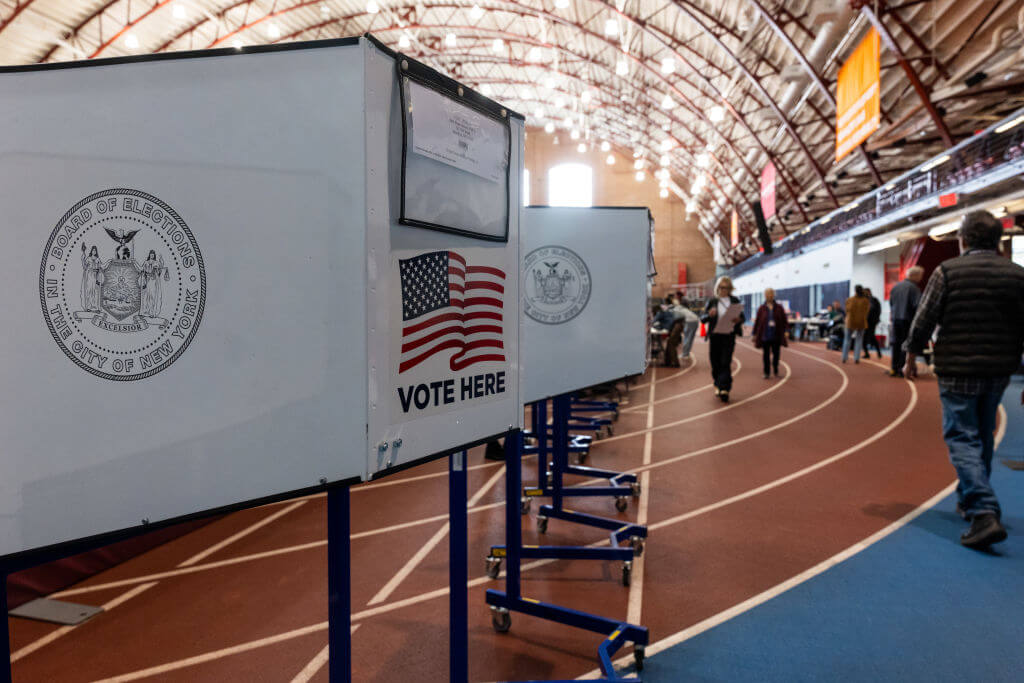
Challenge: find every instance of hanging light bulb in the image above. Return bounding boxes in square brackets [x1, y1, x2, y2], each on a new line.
[570, 129, 580, 140]
[616, 59, 628, 76]
[606, 154, 615, 165]
[528, 46, 542, 61]
[445, 32, 457, 48]
[635, 171, 645, 182]
[534, 107, 544, 118]
[604, 19, 619, 37]
[545, 76, 556, 89]
[398, 34, 411, 49]
[555, 96, 566, 109]
[633, 159, 644, 170]
[660, 188, 669, 198]
[544, 121, 555, 133]
[470, 4, 484, 20]
[480, 83, 492, 96]
[173, 3, 187, 19]
[661, 57, 674, 75]
[580, 90, 592, 104]
[661, 94, 674, 109]
[696, 153, 710, 168]
[555, 0, 569, 8]
[708, 105, 725, 122]
[686, 200, 697, 212]
[600, 140, 610, 152]
[321, 3, 330, 15]
[125, 34, 139, 49]
[232, 38, 244, 49]
[657, 169, 669, 181]
[563, 116, 573, 128]
[660, 154, 670, 166]
[633, 150, 641, 158]
[659, 178, 669, 188]
[660, 138, 674, 152]
[366, 0, 380, 13]
[268, 23, 281, 39]
[577, 142, 587, 153]
[491, 38, 504, 53]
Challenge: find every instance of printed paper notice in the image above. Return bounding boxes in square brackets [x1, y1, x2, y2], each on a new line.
[407, 79, 508, 183]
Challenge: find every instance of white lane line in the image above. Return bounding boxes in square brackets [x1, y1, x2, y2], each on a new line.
[88, 621, 358, 683]
[582, 373, 941, 679]
[12, 582, 158, 663]
[178, 500, 307, 567]
[584, 483, 961, 678]
[629, 353, 698, 390]
[86, 349, 885, 678]
[621, 357, 739, 414]
[366, 464, 506, 606]
[601, 357, 782, 445]
[354, 460, 503, 492]
[626, 365, 657, 625]
[289, 624, 362, 683]
[51, 502, 506, 599]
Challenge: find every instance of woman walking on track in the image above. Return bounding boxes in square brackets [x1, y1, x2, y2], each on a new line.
[702, 276, 745, 402]
[752, 287, 787, 379]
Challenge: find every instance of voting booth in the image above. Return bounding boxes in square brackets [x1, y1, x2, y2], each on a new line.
[0, 36, 523, 564]
[521, 206, 652, 402]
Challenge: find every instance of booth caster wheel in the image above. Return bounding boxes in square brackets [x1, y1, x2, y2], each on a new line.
[615, 496, 629, 512]
[613, 409, 620, 421]
[633, 645, 645, 671]
[621, 561, 632, 587]
[520, 496, 531, 515]
[491, 607, 511, 633]
[630, 482, 641, 498]
[605, 425, 614, 437]
[537, 516, 548, 534]
[485, 556, 501, 579]
[630, 537, 645, 557]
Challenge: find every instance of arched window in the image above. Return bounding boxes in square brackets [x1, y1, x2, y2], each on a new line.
[547, 163, 593, 207]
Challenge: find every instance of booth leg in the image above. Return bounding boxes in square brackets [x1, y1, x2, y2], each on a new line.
[506, 431, 523, 602]
[2, 572, 10, 683]
[327, 486, 352, 683]
[449, 452, 468, 683]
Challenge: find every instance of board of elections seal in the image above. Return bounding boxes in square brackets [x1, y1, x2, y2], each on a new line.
[39, 189, 206, 381]
[523, 245, 591, 324]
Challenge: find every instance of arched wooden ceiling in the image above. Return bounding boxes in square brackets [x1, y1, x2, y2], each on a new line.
[2, 0, 1022, 260]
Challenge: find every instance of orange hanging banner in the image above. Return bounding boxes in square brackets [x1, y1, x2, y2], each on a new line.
[836, 28, 880, 162]
[730, 209, 739, 247]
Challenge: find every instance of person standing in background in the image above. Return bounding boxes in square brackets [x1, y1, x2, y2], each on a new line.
[752, 288, 787, 379]
[677, 299, 701, 362]
[889, 266, 924, 377]
[904, 211, 1024, 549]
[702, 276, 744, 402]
[862, 287, 883, 359]
[842, 285, 870, 363]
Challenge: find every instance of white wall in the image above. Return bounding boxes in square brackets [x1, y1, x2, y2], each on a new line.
[732, 238, 853, 297]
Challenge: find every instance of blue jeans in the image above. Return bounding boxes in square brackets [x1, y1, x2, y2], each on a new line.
[841, 328, 863, 362]
[938, 386, 1004, 519]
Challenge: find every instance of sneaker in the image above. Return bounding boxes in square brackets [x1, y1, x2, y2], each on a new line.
[960, 513, 1007, 549]
[773, 369, 779, 377]
[713, 388, 722, 396]
[763, 373, 770, 379]
[719, 391, 729, 403]
[888, 370, 904, 378]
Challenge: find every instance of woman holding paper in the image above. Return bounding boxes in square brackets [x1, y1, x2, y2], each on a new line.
[702, 276, 745, 402]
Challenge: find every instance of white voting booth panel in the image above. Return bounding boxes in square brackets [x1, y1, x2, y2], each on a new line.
[0, 37, 522, 561]
[521, 207, 651, 403]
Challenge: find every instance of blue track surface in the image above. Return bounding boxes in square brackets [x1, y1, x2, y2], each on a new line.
[645, 377, 1024, 682]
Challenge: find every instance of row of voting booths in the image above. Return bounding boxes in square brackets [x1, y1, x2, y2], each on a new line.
[0, 34, 654, 683]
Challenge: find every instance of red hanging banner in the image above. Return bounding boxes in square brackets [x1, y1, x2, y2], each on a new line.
[760, 161, 777, 220]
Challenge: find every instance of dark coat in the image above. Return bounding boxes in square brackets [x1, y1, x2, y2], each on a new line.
[701, 295, 744, 337]
[752, 302, 789, 349]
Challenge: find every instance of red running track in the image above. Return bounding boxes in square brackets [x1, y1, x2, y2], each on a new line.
[6, 340, 956, 682]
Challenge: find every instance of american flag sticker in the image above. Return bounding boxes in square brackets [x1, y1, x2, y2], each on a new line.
[397, 250, 506, 375]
